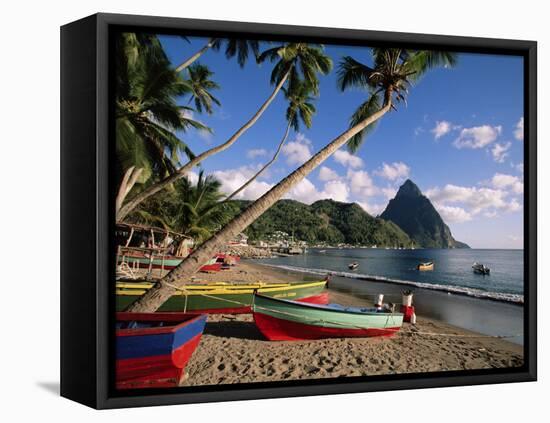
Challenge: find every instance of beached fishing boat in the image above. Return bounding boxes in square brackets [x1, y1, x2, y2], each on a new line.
[116, 279, 329, 313]
[117, 251, 223, 273]
[417, 261, 434, 271]
[216, 254, 240, 265]
[472, 262, 490, 275]
[348, 262, 359, 270]
[252, 294, 404, 341]
[116, 313, 207, 389]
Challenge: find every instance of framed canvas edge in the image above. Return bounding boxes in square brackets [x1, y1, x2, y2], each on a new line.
[61, 12, 537, 409]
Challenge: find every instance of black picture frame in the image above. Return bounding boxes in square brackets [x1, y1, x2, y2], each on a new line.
[60, 12, 537, 409]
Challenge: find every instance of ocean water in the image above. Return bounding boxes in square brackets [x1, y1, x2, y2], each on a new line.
[259, 248, 524, 303]
[258, 248, 525, 345]
[256, 248, 525, 344]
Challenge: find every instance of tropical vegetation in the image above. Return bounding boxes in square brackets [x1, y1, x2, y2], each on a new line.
[128, 172, 238, 243]
[114, 33, 217, 214]
[116, 41, 332, 221]
[231, 199, 412, 247]
[124, 45, 457, 313]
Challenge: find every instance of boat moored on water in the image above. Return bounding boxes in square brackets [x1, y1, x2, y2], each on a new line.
[472, 262, 490, 275]
[252, 294, 403, 341]
[116, 279, 329, 313]
[116, 312, 207, 389]
[348, 262, 359, 270]
[417, 261, 434, 271]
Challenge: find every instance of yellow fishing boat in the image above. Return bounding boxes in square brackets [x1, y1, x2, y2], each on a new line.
[417, 261, 434, 271]
[116, 279, 329, 313]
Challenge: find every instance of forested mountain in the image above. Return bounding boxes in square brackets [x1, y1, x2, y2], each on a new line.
[229, 199, 413, 247]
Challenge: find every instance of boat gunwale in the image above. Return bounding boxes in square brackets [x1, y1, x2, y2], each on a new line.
[253, 293, 404, 318]
[116, 280, 328, 296]
[116, 313, 206, 337]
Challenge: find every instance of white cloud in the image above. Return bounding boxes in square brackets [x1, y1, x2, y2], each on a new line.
[318, 166, 340, 182]
[246, 149, 268, 159]
[435, 205, 472, 223]
[357, 201, 385, 216]
[374, 162, 410, 181]
[381, 186, 398, 200]
[431, 121, 453, 139]
[333, 149, 363, 169]
[212, 165, 273, 200]
[414, 126, 424, 136]
[453, 125, 502, 149]
[490, 173, 524, 194]
[503, 198, 522, 213]
[281, 133, 313, 166]
[284, 178, 320, 203]
[321, 180, 350, 202]
[491, 141, 512, 163]
[514, 117, 524, 141]
[284, 177, 349, 204]
[347, 169, 378, 197]
[186, 170, 200, 185]
[515, 162, 524, 174]
[426, 182, 522, 217]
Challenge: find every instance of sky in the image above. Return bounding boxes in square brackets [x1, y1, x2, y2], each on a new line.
[156, 35, 524, 249]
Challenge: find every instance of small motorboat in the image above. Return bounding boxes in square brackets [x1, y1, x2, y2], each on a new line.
[472, 262, 490, 275]
[417, 261, 434, 271]
[348, 262, 359, 270]
[252, 294, 403, 341]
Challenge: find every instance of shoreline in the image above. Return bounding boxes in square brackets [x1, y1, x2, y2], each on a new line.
[181, 260, 524, 386]
[257, 262, 524, 305]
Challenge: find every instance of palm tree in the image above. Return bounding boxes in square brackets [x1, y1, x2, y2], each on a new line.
[223, 81, 316, 202]
[125, 48, 456, 313]
[116, 43, 333, 221]
[175, 38, 260, 72]
[130, 171, 236, 243]
[184, 63, 221, 114]
[115, 33, 219, 215]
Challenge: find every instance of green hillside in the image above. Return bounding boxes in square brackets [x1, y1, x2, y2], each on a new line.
[229, 199, 413, 247]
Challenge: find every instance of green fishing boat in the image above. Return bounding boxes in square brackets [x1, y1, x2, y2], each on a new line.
[253, 293, 404, 340]
[116, 279, 329, 313]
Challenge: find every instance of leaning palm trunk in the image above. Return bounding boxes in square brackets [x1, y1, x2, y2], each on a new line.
[222, 122, 292, 203]
[125, 94, 392, 312]
[116, 71, 291, 222]
[175, 38, 218, 73]
[115, 166, 144, 216]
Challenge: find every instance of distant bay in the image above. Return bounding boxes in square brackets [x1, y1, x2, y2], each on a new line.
[257, 248, 524, 304]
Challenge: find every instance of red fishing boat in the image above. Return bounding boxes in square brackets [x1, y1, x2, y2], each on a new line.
[116, 312, 207, 389]
[253, 294, 403, 341]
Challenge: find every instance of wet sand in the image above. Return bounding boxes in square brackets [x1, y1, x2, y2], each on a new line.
[181, 261, 524, 386]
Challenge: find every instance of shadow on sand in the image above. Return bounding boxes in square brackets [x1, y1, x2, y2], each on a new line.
[204, 321, 265, 341]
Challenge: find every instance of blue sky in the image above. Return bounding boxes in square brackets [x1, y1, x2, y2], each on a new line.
[158, 35, 524, 249]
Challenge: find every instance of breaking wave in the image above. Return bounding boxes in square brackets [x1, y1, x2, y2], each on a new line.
[260, 263, 524, 305]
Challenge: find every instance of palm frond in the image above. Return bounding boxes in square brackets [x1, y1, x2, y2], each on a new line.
[337, 56, 375, 91]
[346, 93, 381, 153]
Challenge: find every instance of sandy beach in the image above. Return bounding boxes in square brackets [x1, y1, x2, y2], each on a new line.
[181, 261, 524, 386]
